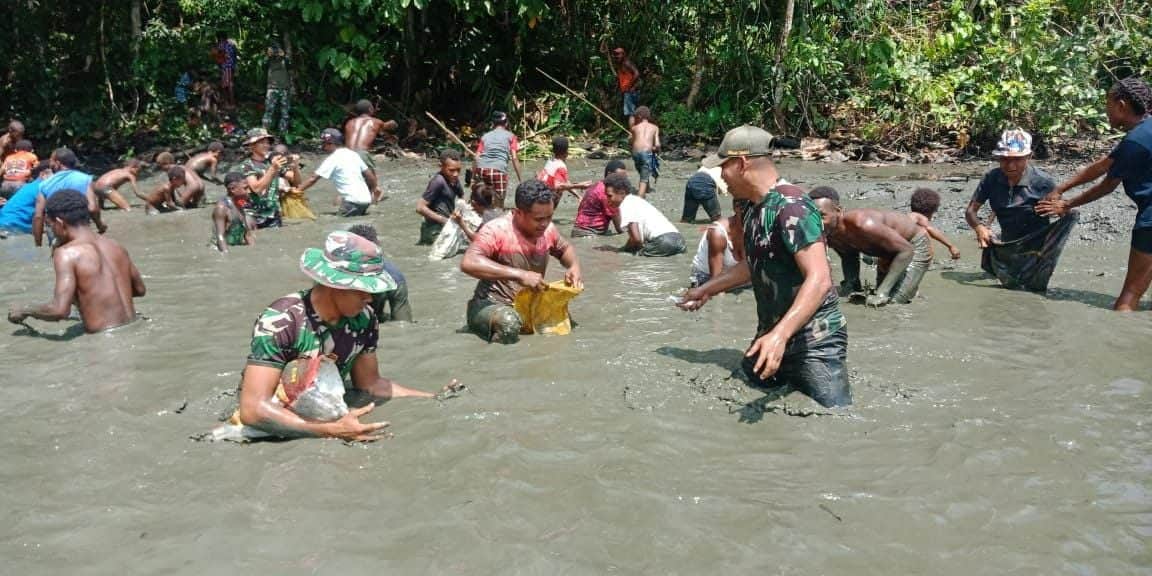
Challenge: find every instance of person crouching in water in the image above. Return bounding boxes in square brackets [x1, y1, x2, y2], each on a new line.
[8, 190, 146, 333]
[602, 173, 685, 256]
[211, 172, 256, 253]
[907, 187, 961, 263]
[689, 216, 744, 289]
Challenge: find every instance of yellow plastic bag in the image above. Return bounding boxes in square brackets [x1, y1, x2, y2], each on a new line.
[513, 281, 582, 336]
[281, 187, 317, 220]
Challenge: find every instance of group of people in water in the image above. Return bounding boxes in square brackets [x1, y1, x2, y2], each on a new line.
[2, 74, 1150, 441]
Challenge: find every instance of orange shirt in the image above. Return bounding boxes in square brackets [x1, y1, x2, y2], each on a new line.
[617, 66, 637, 92]
[2, 151, 38, 182]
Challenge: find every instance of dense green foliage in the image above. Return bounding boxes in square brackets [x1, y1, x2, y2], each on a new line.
[0, 0, 1147, 151]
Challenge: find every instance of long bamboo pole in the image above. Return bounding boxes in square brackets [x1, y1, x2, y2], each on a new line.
[536, 67, 630, 135]
[424, 111, 480, 160]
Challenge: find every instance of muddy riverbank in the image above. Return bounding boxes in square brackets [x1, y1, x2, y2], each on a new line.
[0, 155, 1148, 574]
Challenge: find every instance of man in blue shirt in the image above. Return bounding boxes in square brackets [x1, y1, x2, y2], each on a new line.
[0, 161, 52, 235]
[965, 128, 1077, 292]
[35, 147, 105, 246]
[1040, 77, 1152, 311]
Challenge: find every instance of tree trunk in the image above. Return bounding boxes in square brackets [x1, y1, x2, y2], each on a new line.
[685, 27, 706, 110]
[772, 0, 795, 132]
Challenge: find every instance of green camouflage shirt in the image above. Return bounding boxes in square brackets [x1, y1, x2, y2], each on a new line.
[247, 289, 379, 386]
[741, 184, 845, 352]
[240, 157, 281, 221]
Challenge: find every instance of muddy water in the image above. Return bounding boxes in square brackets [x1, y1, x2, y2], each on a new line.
[0, 155, 1148, 574]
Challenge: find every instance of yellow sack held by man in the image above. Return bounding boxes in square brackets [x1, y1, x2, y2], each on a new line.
[281, 187, 317, 220]
[513, 281, 582, 336]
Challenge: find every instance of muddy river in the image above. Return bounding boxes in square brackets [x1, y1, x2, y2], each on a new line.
[0, 154, 1148, 574]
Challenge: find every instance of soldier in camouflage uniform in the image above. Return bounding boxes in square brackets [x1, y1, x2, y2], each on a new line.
[681, 126, 851, 408]
[240, 128, 285, 228]
[236, 230, 450, 441]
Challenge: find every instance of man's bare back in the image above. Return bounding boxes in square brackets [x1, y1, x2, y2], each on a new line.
[174, 168, 205, 207]
[345, 116, 398, 151]
[60, 235, 144, 332]
[185, 152, 219, 180]
[630, 121, 659, 153]
[94, 168, 135, 190]
[829, 208, 921, 258]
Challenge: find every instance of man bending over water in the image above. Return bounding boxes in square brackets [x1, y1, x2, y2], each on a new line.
[8, 190, 146, 333]
[344, 99, 397, 176]
[810, 187, 931, 307]
[237, 231, 448, 441]
[460, 179, 583, 344]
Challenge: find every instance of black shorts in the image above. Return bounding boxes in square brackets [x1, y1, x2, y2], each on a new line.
[1132, 228, 1152, 255]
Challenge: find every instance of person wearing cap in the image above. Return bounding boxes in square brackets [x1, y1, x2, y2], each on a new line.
[237, 230, 448, 441]
[473, 111, 523, 209]
[211, 172, 255, 253]
[460, 179, 584, 344]
[572, 159, 628, 237]
[965, 128, 1077, 293]
[240, 128, 288, 228]
[605, 47, 642, 127]
[298, 128, 380, 217]
[679, 125, 850, 408]
[1038, 77, 1152, 310]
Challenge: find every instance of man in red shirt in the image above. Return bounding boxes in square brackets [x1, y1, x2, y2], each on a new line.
[460, 179, 584, 344]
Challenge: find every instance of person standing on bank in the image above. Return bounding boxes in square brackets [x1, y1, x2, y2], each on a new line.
[262, 41, 291, 134]
[679, 126, 850, 408]
[606, 46, 642, 127]
[1038, 77, 1152, 311]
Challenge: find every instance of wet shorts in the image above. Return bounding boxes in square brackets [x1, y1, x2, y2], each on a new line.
[623, 91, 639, 117]
[339, 201, 370, 218]
[639, 232, 685, 257]
[477, 168, 509, 208]
[466, 298, 523, 344]
[741, 328, 851, 408]
[682, 176, 721, 222]
[1132, 228, 1152, 254]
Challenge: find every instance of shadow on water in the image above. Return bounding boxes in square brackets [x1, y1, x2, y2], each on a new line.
[9, 322, 87, 342]
[940, 270, 1116, 310]
[655, 345, 744, 372]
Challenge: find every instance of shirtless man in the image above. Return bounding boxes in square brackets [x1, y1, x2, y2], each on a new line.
[185, 141, 224, 183]
[810, 188, 932, 307]
[629, 106, 661, 198]
[138, 166, 204, 213]
[0, 120, 26, 159]
[92, 159, 142, 212]
[344, 100, 398, 175]
[8, 190, 146, 333]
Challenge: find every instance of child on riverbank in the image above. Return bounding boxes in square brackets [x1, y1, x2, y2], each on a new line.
[630, 106, 660, 198]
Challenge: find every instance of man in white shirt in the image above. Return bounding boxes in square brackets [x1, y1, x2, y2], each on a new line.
[298, 128, 380, 217]
[603, 173, 685, 256]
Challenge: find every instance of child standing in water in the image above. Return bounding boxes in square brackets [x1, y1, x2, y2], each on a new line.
[537, 136, 593, 205]
[907, 187, 961, 262]
[630, 106, 660, 198]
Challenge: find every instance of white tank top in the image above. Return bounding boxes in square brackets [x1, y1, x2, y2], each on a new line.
[691, 222, 738, 277]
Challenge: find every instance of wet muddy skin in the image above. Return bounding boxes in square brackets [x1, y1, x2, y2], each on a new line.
[0, 155, 1148, 574]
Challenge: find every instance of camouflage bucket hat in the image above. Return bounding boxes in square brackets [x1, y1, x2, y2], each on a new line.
[300, 231, 397, 294]
[245, 127, 275, 146]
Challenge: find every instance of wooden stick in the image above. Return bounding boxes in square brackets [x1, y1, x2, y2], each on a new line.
[536, 67, 630, 135]
[424, 112, 479, 160]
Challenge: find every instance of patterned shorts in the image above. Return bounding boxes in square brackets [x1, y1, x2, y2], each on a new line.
[477, 168, 509, 207]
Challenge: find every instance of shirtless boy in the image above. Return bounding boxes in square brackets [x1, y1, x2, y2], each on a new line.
[185, 141, 225, 183]
[139, 166, 204, 213]
[8, 190, 146, 333]
[630, 106, 660, 198]
[907, 187, 961, 261]
[92, 159, 142, 211]
[810, 188, 932, 307]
